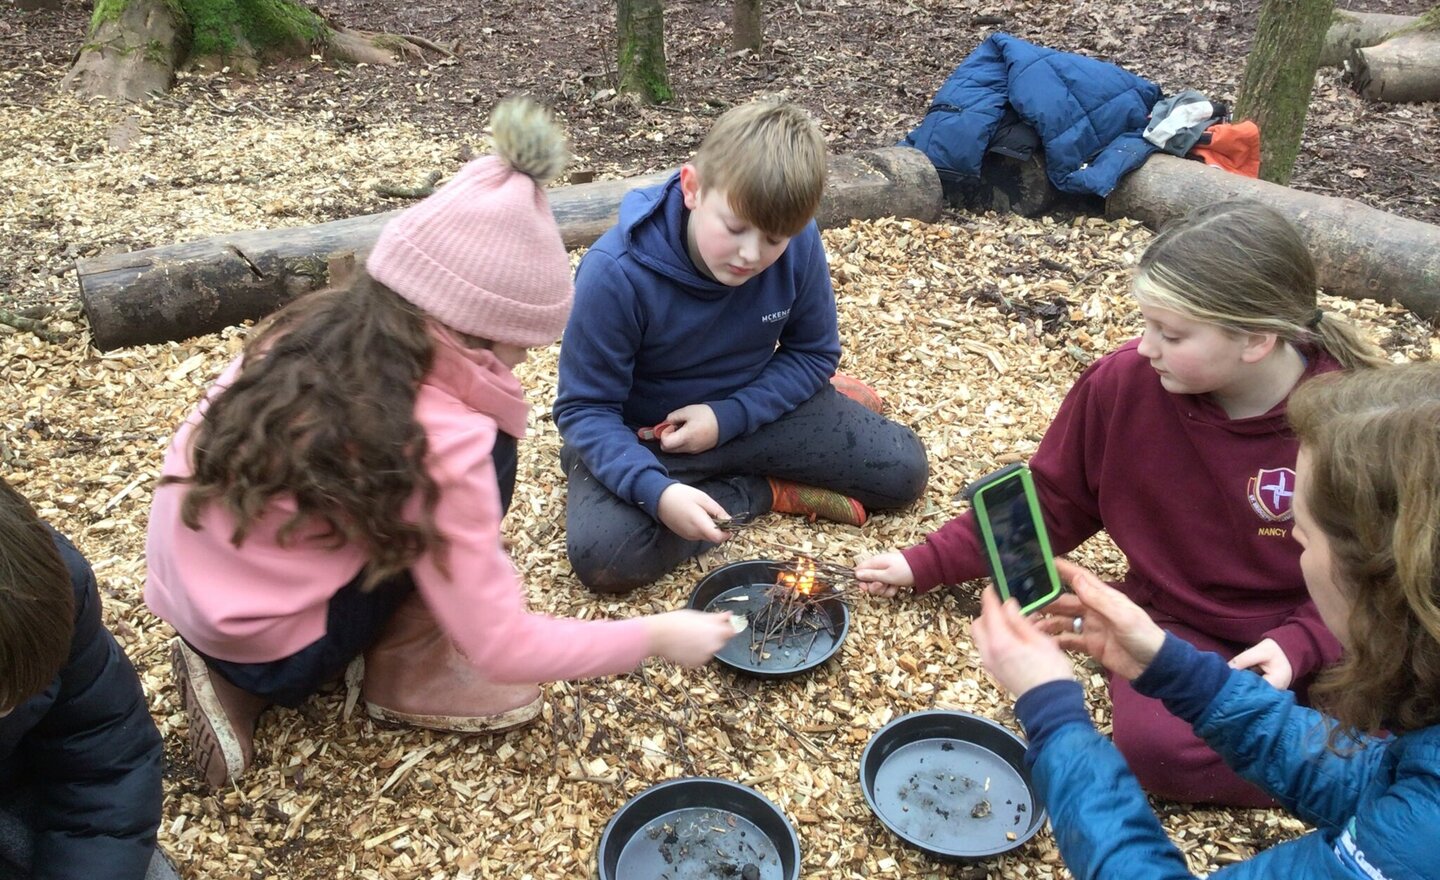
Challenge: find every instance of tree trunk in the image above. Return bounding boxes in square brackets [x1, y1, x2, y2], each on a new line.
[77, 147, 942, 350]
[1234, 0, 1333, 185]
[1107, 155, 1440, 319]
[1318, 10, 1417, 66]
[617, 0, 671, 103]
[732, 0, 763, 53]
[1349, 29, 1440, 102]
[60, 0, 180, 101]
[63, 0, 419, 101]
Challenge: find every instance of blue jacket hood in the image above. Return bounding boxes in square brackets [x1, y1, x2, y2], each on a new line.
[615, 173, 733, 301]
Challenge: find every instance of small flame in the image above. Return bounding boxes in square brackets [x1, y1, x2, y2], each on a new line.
[778, 558, 819, 595]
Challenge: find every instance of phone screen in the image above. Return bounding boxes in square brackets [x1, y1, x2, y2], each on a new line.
[980, 474, 1055, 610]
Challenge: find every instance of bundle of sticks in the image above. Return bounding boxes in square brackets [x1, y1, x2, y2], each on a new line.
[745, 557, 847, 663]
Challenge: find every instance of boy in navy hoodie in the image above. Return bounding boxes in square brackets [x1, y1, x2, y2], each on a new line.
[554, 101, 928, 593]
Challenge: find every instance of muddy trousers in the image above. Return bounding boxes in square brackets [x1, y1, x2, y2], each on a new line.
[1109, 613, 1316, 808]
[562, 384, 929, 594]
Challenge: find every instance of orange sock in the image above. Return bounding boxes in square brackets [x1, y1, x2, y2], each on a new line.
[830, 373, 884, 414]
[767, 478, 867, 526]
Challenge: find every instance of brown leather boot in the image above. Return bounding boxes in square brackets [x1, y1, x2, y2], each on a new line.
[171, 638, 269, 790]
[360, 593, 543, 733]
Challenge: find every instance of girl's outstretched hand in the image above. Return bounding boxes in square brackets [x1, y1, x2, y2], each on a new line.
[973, 586, 1075, 698]
[1037, 558, 1166, 682]
[644, 610, 736, 667]
[1228, 638, 1293, 689]
[854, 551, 914, 598]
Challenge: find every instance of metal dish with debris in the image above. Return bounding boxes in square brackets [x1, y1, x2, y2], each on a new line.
[596, 777, 800, 880]
[859, 710, 1047, 862]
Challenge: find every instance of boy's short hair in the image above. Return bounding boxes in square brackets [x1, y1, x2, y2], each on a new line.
[0, 479, 75, 711]
[691, 101, 828, 237]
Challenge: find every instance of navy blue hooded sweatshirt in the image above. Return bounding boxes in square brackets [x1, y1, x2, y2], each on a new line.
[554, 173, 840, 520]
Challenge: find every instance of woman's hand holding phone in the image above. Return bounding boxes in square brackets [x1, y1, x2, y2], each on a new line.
[973, 586, 1076, 697]
[1038, 559, 1167, 682]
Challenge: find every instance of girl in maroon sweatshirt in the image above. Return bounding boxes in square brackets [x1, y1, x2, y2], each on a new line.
[857, 201, 1387, 806]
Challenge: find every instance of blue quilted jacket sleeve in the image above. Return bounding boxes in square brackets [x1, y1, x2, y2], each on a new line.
[1018, 636, 1439, 879]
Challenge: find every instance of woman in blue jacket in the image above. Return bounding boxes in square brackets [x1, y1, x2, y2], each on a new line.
[973, 361, 1440, 880]
[0, 479, 174, 880]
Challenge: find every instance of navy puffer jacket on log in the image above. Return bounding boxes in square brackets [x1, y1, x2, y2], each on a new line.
[903, 33, 1162, 196]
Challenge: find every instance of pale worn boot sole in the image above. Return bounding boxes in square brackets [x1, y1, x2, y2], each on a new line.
[363, 684, 544, 734]
[364, 696, 543, 733]
[171, 638, 249, 789]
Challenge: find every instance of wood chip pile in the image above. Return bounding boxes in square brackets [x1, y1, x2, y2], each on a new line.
[4, 82, 1437, 880]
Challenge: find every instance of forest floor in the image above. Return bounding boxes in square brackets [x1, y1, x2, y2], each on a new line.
[1, 1, 1437, 878]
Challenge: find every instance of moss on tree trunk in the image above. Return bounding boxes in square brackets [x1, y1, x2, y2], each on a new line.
[1234, 0, 1334, 185]
[617, 0, 671, 104]
[92, 0, 326, 59]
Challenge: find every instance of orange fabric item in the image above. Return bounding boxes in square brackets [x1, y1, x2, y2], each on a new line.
[1190, 121, 1261, 178]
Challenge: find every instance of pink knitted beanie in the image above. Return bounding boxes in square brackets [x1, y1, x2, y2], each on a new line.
[367, 99, 574, 348]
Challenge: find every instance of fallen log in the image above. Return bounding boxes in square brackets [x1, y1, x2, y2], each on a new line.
[78, 146, 941, 350]
[1348, 27, 1440, 103]
[1318, 10, 1417, 67]
[1107, 154, 1440, 319]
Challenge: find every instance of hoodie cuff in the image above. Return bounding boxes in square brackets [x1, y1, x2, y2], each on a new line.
[900, 543, 945, 595]
[708, 398, 747, 446]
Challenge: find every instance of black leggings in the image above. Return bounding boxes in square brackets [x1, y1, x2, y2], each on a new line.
[562, 384, 928, 593]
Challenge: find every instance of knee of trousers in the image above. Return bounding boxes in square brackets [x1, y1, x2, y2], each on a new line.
[874, 428, 931, 507]
[566, 536, 674, 595]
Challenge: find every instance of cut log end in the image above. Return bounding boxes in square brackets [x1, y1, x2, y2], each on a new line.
[1348, 31, 1440, 103]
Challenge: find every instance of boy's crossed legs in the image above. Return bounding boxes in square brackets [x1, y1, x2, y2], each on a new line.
[563, 384, 928, 593]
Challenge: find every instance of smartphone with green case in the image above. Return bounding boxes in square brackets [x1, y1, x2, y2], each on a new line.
[963, 463, 1064, 614]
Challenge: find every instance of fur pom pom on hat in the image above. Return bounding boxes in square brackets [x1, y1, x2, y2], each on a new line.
[367, 98, 574, 347]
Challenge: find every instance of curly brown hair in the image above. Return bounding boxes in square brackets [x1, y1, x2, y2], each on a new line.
[170, 273, 446, 587]
[1289, 362, 1440, 742]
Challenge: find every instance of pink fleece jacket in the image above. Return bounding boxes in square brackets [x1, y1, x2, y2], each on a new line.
[903, 340, 1344, 681]
[145, 330, 651, 683]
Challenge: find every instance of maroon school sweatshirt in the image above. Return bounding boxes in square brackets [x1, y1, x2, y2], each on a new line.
[904, 339, 1343, 680]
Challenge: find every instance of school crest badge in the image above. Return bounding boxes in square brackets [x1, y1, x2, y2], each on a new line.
[1247, 467, 1296, 523]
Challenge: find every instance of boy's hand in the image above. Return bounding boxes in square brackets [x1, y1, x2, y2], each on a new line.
[659, 404, 720, 454]
[854, 551, 914, 598]
[644, 610, 737, 667]
[657, 483, 729, 543]
[1229, 638, 1293, 689]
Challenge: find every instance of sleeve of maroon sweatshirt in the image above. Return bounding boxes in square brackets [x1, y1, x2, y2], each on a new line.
[902, 358, 1111, 594]
[1263, 599, 1344, 682]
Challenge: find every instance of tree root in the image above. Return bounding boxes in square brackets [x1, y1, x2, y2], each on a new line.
[373, 169, 444, 200]
[0, 308, 63, 344]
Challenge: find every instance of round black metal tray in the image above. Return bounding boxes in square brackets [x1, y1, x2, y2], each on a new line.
[860, 710, 1046, 862]
[688, 559, 849, 679]
[596, 777, 800, 880]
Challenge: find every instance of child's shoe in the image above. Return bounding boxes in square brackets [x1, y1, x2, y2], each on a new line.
[767, 478, 868, 526]
[171, 638, 268, 790]
[830, 373, 885, 414]
[361, 593, 543, 733]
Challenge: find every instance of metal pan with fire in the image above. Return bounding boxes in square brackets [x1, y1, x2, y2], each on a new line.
[687, 558, 850, 679]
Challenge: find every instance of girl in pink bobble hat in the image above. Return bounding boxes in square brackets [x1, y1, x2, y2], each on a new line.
[144, 98, 737, 790]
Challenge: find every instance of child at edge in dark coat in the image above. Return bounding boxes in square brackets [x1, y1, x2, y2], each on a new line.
[973, 362, 1440, 879]
[0, 478, 174, 880]
[857, 201, 1388, 806]
[145, 99, 736, 790]
[554, 100, 929, 594]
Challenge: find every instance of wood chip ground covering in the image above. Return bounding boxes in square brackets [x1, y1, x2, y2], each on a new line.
[4, 67, 1439, 880]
